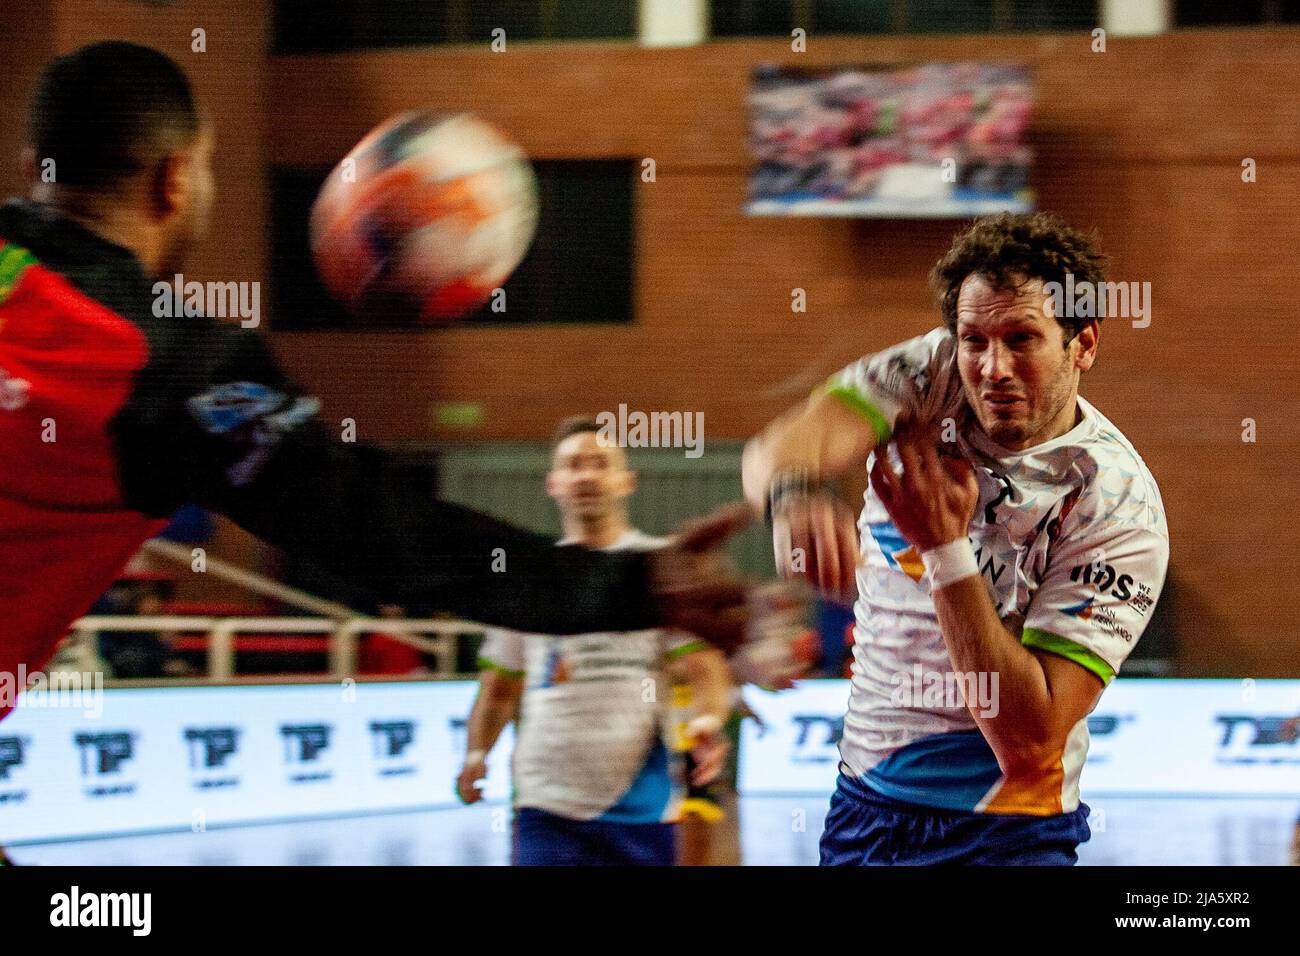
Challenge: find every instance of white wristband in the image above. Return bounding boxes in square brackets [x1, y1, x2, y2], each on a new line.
[920, 538, 979, 591]
[464, 749, 488, 767]
[686, 715, 724, 740]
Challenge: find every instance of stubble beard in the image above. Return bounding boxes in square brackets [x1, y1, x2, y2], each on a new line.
[970, 358, 1078, 451]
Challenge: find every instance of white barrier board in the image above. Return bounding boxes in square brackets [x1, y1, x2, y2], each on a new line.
[0, 681, 512, 843]
[738, 679, 1300, 798]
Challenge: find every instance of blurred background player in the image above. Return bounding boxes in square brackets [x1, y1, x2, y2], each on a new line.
[671, 600, 819, 865]
[456, 418, 733, 865]
[745, 213, 1170, 865]
[671, 682, 751, 866]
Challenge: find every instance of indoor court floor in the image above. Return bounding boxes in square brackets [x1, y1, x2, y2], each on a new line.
[10, 795, 1295, 866]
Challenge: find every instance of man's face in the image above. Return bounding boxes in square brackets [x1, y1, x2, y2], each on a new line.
[546, 431, 634, 522]
[954, 274, 1096, 451]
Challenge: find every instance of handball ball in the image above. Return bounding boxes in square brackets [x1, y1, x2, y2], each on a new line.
[310, 112, 539, 325]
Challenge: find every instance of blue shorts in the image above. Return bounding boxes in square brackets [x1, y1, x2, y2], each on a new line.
[513, 807, 677, 866]
[820, 774, 1090, 866]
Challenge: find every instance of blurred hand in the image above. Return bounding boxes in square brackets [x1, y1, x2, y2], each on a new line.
[455, 754, 487, 805]
[728, 582, 815, 690]
[771, 493, 860, 603]
[650, 504, 753, 654]
[689, 728, 731, 788]
[870, 419, 978, 553]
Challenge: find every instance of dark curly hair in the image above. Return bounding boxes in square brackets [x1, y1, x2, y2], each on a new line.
[929, 212, 1109, 343]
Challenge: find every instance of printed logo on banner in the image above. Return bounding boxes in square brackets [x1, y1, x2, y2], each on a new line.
[0, 735, 25, 779]
[1081, 713, 1135, 765]
[791, 713, 843, 764]
[281, 723, 333, 783]
[0, 682, 505, 844]
[448, 716, 468, 755]
[75, 730, 137, 797]
[1086, 715, 1131, 736]
[0, 735, 29, 805]
[369, 720, 417, 778]
[184, 727, 241, 790]
[1214, 714, 1300, 765]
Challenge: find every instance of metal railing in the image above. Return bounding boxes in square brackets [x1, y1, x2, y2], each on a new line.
[67, 615, 486, 682]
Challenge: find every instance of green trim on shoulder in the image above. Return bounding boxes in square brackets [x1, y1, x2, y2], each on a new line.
[665, 640, 708, 660]
[825, 384, 892, 445]
[476, 655, 525, 679]
[0, 244, 39, 305]
[1021, 627, 1115, 685]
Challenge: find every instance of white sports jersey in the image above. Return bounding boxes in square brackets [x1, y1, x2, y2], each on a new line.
[827, 328, 1169, 815]
[478, 529, 703, 823]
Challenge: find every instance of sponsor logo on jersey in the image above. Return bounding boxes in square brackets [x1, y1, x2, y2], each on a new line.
[538, 644, 571, 687]
[868, 520, 925, 582]
[970, 542, 1008, 587]
[1062, 596, 1095, 620]
[1128, 582, 1156, 617]
[1069, 560, 1135, 601]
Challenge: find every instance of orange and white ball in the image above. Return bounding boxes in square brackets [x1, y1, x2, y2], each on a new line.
[310, 112, 539, 325]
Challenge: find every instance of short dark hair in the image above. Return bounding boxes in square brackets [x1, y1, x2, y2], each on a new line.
[30, 42, 199, 191]
[929, 211, 1109, 342]
[552, 416, 602, 449]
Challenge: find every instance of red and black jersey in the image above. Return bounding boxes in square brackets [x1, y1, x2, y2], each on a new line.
[0, 199, 655, 713]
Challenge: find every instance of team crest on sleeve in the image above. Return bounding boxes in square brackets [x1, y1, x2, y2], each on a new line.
[886, 353, 927, 393]
[187, 382, 286, 434]
[187, 382, 322, 486]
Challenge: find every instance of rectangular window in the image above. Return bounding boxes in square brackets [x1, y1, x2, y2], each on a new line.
[1177, 0, 1300, 25]
[269, 160, 635, 329]
[274, 0, 636, 54]
[712, 0, 1097, 37]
